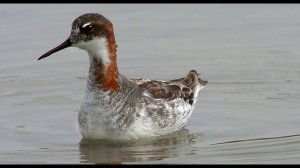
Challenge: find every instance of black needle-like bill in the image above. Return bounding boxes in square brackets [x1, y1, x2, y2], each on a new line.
[38, 38, 72, 60]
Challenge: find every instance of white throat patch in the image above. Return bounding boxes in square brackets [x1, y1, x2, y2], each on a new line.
[75, 37, 111, 66]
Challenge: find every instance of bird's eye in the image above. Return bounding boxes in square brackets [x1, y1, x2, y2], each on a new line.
[81, 24, 94, 32]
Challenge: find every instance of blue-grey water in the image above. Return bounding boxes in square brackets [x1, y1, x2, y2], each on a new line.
[1, 4, 300, 164]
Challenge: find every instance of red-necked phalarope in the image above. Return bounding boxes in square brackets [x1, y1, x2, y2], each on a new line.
[38, 13, 207, 140]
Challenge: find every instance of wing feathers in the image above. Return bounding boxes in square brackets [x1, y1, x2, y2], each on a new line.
[131, 70, 207, 105]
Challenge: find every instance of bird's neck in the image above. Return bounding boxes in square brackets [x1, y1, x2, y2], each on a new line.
[84, 37, 119, 92]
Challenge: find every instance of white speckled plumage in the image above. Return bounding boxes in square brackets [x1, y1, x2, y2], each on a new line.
[38, 13, 207, 140]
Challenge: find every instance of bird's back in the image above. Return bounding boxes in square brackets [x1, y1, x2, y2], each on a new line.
[132, 70, 207, 106]
[127, 70, 208, 138]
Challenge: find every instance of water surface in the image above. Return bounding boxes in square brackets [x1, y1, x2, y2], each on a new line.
[0, 4, 300, 164]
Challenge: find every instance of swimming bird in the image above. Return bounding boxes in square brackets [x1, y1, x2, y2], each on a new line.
[38, 13, 207, 140]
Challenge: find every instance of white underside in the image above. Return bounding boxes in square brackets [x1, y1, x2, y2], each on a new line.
[78, 84, 202, 140]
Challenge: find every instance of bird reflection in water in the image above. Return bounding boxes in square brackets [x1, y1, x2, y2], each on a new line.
[79, 128, 202, 164]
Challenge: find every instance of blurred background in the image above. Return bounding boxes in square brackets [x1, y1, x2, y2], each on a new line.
[0, 4, 300, 163]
